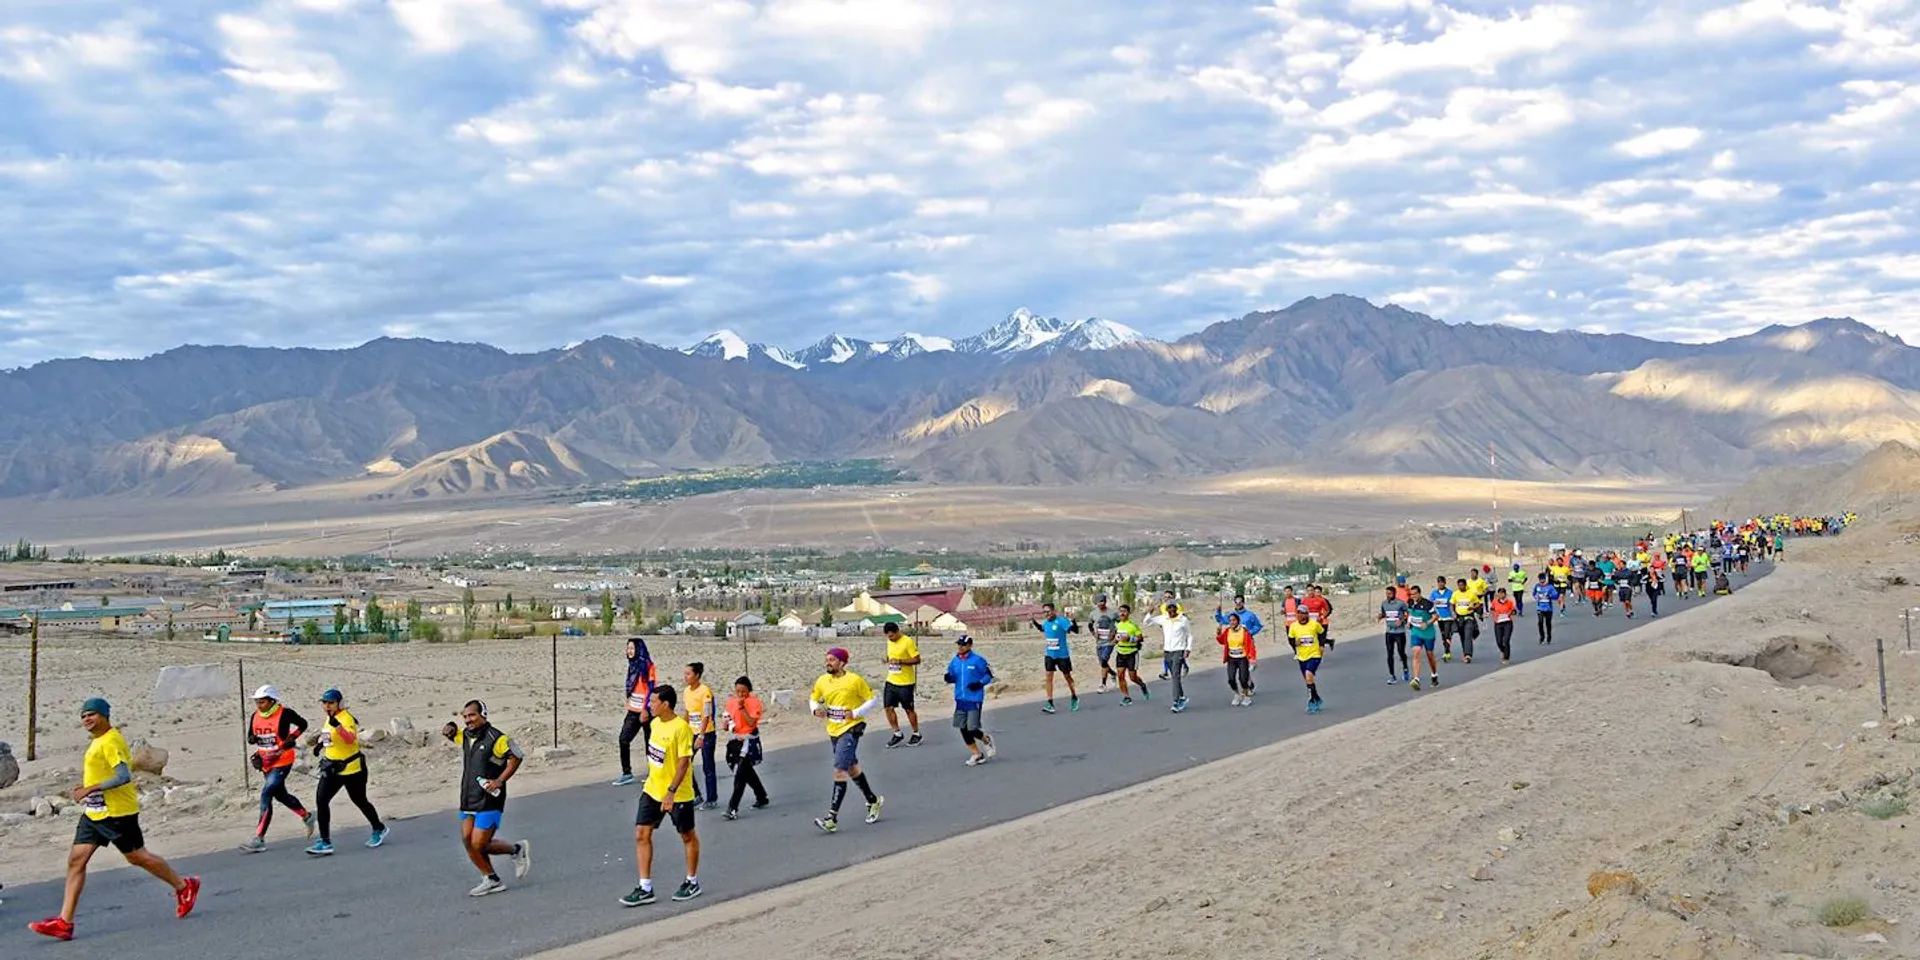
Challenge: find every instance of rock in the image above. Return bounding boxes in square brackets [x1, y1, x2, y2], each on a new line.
[1498, 827, 1523, 844]
[365, 728, 389, 744]
[407, 730, 432, 748]
[129, 742, 168, 775]
[535, 745, 575, 762]
[1433, 911, 1447, 922]
[0, 741, 18, 789]
[1863, 721, 1881, 729]
[771, 689, 794, 708]
[1857, 932, 1888, 944]
[57, 803, 79, 818]
[389, 717, 414, 735]
[46, 794, 68, 811]
[1470, 863, 1495, 882]
[1685, 715, 1702, 726]
[1587, 870, 1642, 899]
[1511, 781, 1530, 791]
[29, 796, 53, 817]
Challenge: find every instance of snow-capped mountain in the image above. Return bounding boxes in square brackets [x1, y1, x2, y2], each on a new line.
[882, 333, 955, 358]
[794, 334, 875, 366]
[1047, 317, 1150, 353]
[685, 330, 802, 368]
[685, 311, 1154, 371]
[954, 308, 1075, 355]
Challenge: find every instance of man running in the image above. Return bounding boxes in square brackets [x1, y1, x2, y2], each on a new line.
[1145, 602, 1194, 713]
[1506, 563, 1529, 604]
[1531, 574, 1558, 644]
[1618, 563, 1641, 619]
[1549, 556, 1573, 616]
[1405, 591, 1441, 690]
[440, 701, 531, 896]
[241, 685, 313, 853]
[27, 698, 200, 942]
[721, 676, 769, 819]
[1215, 612, 1257, 706]
[943, 635, 998, 766]
[307, 688, 388, 856]
[880, 622, 923, 748]
[1489, 588, 1518, 665]
[1377, 587, 1410, 685]
[1585, 560, 1609, 616]
[1113, 603, 1150, 704]
[1453, 577, 1482, 663]
[682, 663, 718, 809]
[1304, 585, 1334, 647]
[621, 684, 702, 906]
[1031, 602, 1081, 713]
[612, 638, 657, 787]
[1089, 594, 1120, 694]
[1287, 606, 1328, 713]
[1431, 577, 1457, 662]
[1690, 547, 1712, 597]
[809, 648, 884, 833]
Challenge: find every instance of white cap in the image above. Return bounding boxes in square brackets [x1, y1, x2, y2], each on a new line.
[253, 684, 280, 701]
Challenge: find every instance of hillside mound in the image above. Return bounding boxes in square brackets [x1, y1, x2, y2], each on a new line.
[374, 430, 626, 498]
[1711, 440, 1920, 520]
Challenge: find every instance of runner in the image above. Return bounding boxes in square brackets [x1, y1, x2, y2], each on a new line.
[1431, 577, 1457, 661]
[880, 622, 923, 748]
[1530, 573, 1558, 644]
[1112, 603, 1150, 704]
[1377, 587, 1410, 685]
[721, 676, 769, 820]
[1549, 555, 1573, 616]
[1453, 577, 1481, 663]
[1145, 602, 1194, 713]
[306, 688, 388, 856]
[1089, 594, 1120, 694]
[1489, 588, 1518, 664]
[1215, 612, 1257, 706]
[1464, 568, 1490, 626]
[26, 698, 200, 942]
[1585, 560, 1609, 616]
[1157, 589, 1178, 679]
[1287, 606, 1328, 714]
[1691, 546, 1712, 596]
[1030, 602, 1081, 714]
[240, 685, 313, 853]
[943, 635, 998, 766]
[440, 700, 531, 896]
[1214, 593, 1265, 660]
[611, 637, 657, 787]
[1618, 562, 1641, 619]
[1303, 585, 1334, 647]
[1506, 563, 1529, 604]
[1405, 590, 1441, 690]
[809, 648, 884, 834]
[681, 663, 718, 810]
[619, 684, 701, 906]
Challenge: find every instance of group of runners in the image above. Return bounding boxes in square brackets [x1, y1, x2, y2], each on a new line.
[25, 512, 1850, 939]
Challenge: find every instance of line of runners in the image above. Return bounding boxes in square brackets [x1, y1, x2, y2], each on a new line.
[23, 512, 1850, 939]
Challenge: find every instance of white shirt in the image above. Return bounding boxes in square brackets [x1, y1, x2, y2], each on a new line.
[1146, 613, 1193, 652]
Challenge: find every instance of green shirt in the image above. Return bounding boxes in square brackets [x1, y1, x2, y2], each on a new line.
[1114, 619, 1145, 654]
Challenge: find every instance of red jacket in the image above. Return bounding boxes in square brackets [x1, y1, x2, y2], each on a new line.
[1216, 626, 1258, 663]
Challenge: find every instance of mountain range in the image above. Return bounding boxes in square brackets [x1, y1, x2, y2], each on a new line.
[3, 295, 1917, 499]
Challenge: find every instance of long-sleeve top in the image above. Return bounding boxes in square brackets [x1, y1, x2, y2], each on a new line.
[1145, 613, 1193, 652]
[1214, 607, 1263, 636]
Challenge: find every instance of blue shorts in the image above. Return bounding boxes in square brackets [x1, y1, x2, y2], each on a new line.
[1409, 633, 1435, 649]
[460, 810, 503, 832]
[1298, 657, 1322, 674]
[831, 723, 866, 772]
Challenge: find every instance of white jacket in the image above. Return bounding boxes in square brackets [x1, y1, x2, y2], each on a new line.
[1146, 613, 1193, 652]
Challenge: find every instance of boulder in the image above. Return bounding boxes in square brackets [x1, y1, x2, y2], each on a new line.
[129, 742, 169, 776]
[364, 728, 390, 744]
[1587, 870, 1642, 898]
[29, 796, 53, 818]
[0, 741, 18, 789]
[389, 717, 415, 736]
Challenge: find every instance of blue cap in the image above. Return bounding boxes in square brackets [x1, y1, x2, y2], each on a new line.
[320, 688, 343, 703]
[81, 697, 111, 718]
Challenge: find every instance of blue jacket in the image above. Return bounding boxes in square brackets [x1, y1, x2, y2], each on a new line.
[1215, 607, 1263, 636]
[944, 652, 995, 708]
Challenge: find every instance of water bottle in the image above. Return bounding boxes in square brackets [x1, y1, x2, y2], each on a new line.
[476, 776, 501, 798]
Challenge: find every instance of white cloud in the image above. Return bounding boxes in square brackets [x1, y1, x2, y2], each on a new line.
[623, 274, 695, 287]
[389, 0, 536, 54]
[888, 270, 946, 302]
[456, 116, 541, 145]
[1614, 126, 1705, 158]
[216, 14, 343, 93]
[1342, 5, 1583, 86]
[916, 197, 990, 217]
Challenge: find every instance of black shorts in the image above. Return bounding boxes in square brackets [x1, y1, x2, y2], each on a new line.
[883, 683, 915, 710]
[75, 814, 145, 854]
[1045, 656, 1073, 674]
[1115, 651, 1139, 671]
[637, 795, 696, 835]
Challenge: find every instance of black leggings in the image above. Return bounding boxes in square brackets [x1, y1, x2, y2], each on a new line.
[1645, 587, 1662, 616]
[315, 769, 383, 843]
[1494, 620, 1513, 659]
[1384, 634, 1408, 674]
[1456, 617, 1477, 659]
[1225, 657, 1252, 692]
[1536, 610, 1553, 643]
[618, 712, 650, 776]
[727, 759, 767, 811]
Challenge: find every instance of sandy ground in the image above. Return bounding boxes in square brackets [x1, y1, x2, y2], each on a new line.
[0, 470, 1707, 557]
[524, 521, 1920, 960]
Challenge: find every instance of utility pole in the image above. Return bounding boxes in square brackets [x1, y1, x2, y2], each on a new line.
[26, 611, 40, 761]
[1489, 443, 1501, 560]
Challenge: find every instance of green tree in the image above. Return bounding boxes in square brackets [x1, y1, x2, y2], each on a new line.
[410, 618, 442, 642]
[365, 595, 385, 634]
[629, 594, 644, 631]
[600, 589, 616, 635]
[1256, 579, 1274, 603]
[461, 588, 478, 642]
[405, 597, 422, 626]
[874, 571, 892, 590]
[505, 592, 516, 612]
[1121, 576, 1138, 609]
[301, 619, 322, 644]
[164, 613, 176, 642]
[820, 600, 833, 627]
[247, 607, 259, 630]
[333, 604, 349, 641]
[1041, 570, 1057, 605]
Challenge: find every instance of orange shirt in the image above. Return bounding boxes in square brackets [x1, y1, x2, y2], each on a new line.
[724, 693, 763, 736]
[1490, 597, 1517, 623]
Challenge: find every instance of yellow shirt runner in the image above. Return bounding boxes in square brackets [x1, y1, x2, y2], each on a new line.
[644, 714, 697, 803]
[1288, 620, 1325, 661]
[321, 708, 365, 776]
[885, 634, 920, 686]
[810, 672, 875, 738]
[83, 728, 139, 819]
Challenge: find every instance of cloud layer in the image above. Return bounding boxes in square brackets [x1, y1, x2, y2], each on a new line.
[3, 0, 1918, 364]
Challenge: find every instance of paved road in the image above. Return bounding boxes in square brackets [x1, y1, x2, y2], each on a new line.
[1, 574, 1764, 958]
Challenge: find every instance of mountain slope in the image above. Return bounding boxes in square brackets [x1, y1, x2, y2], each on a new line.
[371, 430, 626, 498]
[908, 396, 1222, 484]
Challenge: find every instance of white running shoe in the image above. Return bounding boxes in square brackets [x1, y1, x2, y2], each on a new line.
[511, 839, 532, 880]
[469, 876, 506, 897]
[983, 738, 998, 760]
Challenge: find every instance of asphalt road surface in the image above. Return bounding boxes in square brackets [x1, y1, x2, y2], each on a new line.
[1, 572, 1765, 958]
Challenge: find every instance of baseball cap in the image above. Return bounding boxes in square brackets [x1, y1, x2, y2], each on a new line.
[320, 688, 343, 703]
[1094, 593, 1108, 603]
[955, 634, 973, 646]
[81, 697, 111, 718]
[253, 684, 280, 701]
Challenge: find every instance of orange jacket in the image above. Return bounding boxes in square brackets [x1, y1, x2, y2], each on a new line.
[1216, 626, 1258, 663]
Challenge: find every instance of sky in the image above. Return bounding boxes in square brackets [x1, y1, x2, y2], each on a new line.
[2, 0, 1918, 366]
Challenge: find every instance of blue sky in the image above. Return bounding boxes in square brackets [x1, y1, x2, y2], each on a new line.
[2, 0, 1917, 365]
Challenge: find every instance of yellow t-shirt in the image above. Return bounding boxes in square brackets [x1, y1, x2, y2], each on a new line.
[1288, 620, 1325, 662]
[82, 728, 139, 820]
[321, 709, 365, 776]
[684, 683, 714, 735]
[643, 714, 696, 803]
[811, 671, 875, 739]
[1462, 580, 1486, 610]
[885, 635, 920, 687]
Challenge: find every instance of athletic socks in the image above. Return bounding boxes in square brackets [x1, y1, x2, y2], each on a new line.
[639, 878, 653, 892]
[852, 773, 877, 805]
[1306, 682, 1320, 703]
[830, 781, 847, 815]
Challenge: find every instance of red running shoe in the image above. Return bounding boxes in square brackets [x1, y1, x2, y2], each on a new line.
[29, 917, 75, 941]
[176, 877, 201, 918]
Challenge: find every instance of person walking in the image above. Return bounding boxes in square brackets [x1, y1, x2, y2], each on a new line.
[1531, 575, 1558, 644]
[612, 638, 657, 787]
[306, 688, 388, 856]
[1214, 594, 1265, 654]
[440, 701, 531, 896]
[681, 663, 718, 810]
[1215, 612, 1258, 706]
[721, 677, 770, 820]
[880, 622, 923, 748]
[1158, 589, 1179, 679]
[1378, 589, 1410, 684]
[943, 635, 998, 766]
[620, 685, 702, 906]
[1145, 602, 1194, 713]
[1489, 588, 1518, 664]
[1030, 602, 1081, 714]
[1113, 603, 1150, 704]
[1287, 606, 1328, 713]
[241, 685, 313, 853]
[26, 698, 200, 942]
[1506, 563, 1529, 604]
[1644, 557, 1666, 617]
[809, 648, 884, 834]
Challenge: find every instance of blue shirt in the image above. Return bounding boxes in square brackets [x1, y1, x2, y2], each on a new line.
[1215, 607, 1263, 636]
[1430, 588, 1454, 619]
[1531, 583, 1558, 612]
[944, 653, 996, 708]
[1037, 615, 1074, 658]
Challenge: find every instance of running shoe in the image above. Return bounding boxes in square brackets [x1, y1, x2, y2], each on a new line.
[1431, 675, 1442, 687]
[1069, 697, 1080, 713]
[1305, 701, 1316, 714]
[1119, 697, 1134, 706]
[28, 918, 74, 941]
[239, 836, 267, 853]
[609, 773, 635, 786]
[1409, 678, 1421, 691]
[1229, 695, 1242, 707]
[1403, 670, 1411, 683]
[1442, 652, 1452, 662]
[699, 801, 718, 811]
[907, 733, 923, 747]
[1170, 698, 1188, 714]
[1139, 685, 1150, 701]
[469, 876, 506, 897]
[302, 811, 317, 840]
[815, 815, 839, 834]
[176, 877, 201, 919]
[865, 796, 884, 824]
[723, 809, 740, 820]
[367, 826, 389, 848]
[1158, 672, 1170, 681]
[1041, 701, 1056, 715]
[619, 886, 656, 907]
[673, 880, 702, 902]
[964, 755, 984, 766]
[1386, 676, 1397, 686]
[1463, 656, 1472, 664]
[886, 732, 905, 749]
[983, 739, 998, 760]
[752, 798, 771, 809]
[305, 840, 335, 856]
[511, 839, 532, 879]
